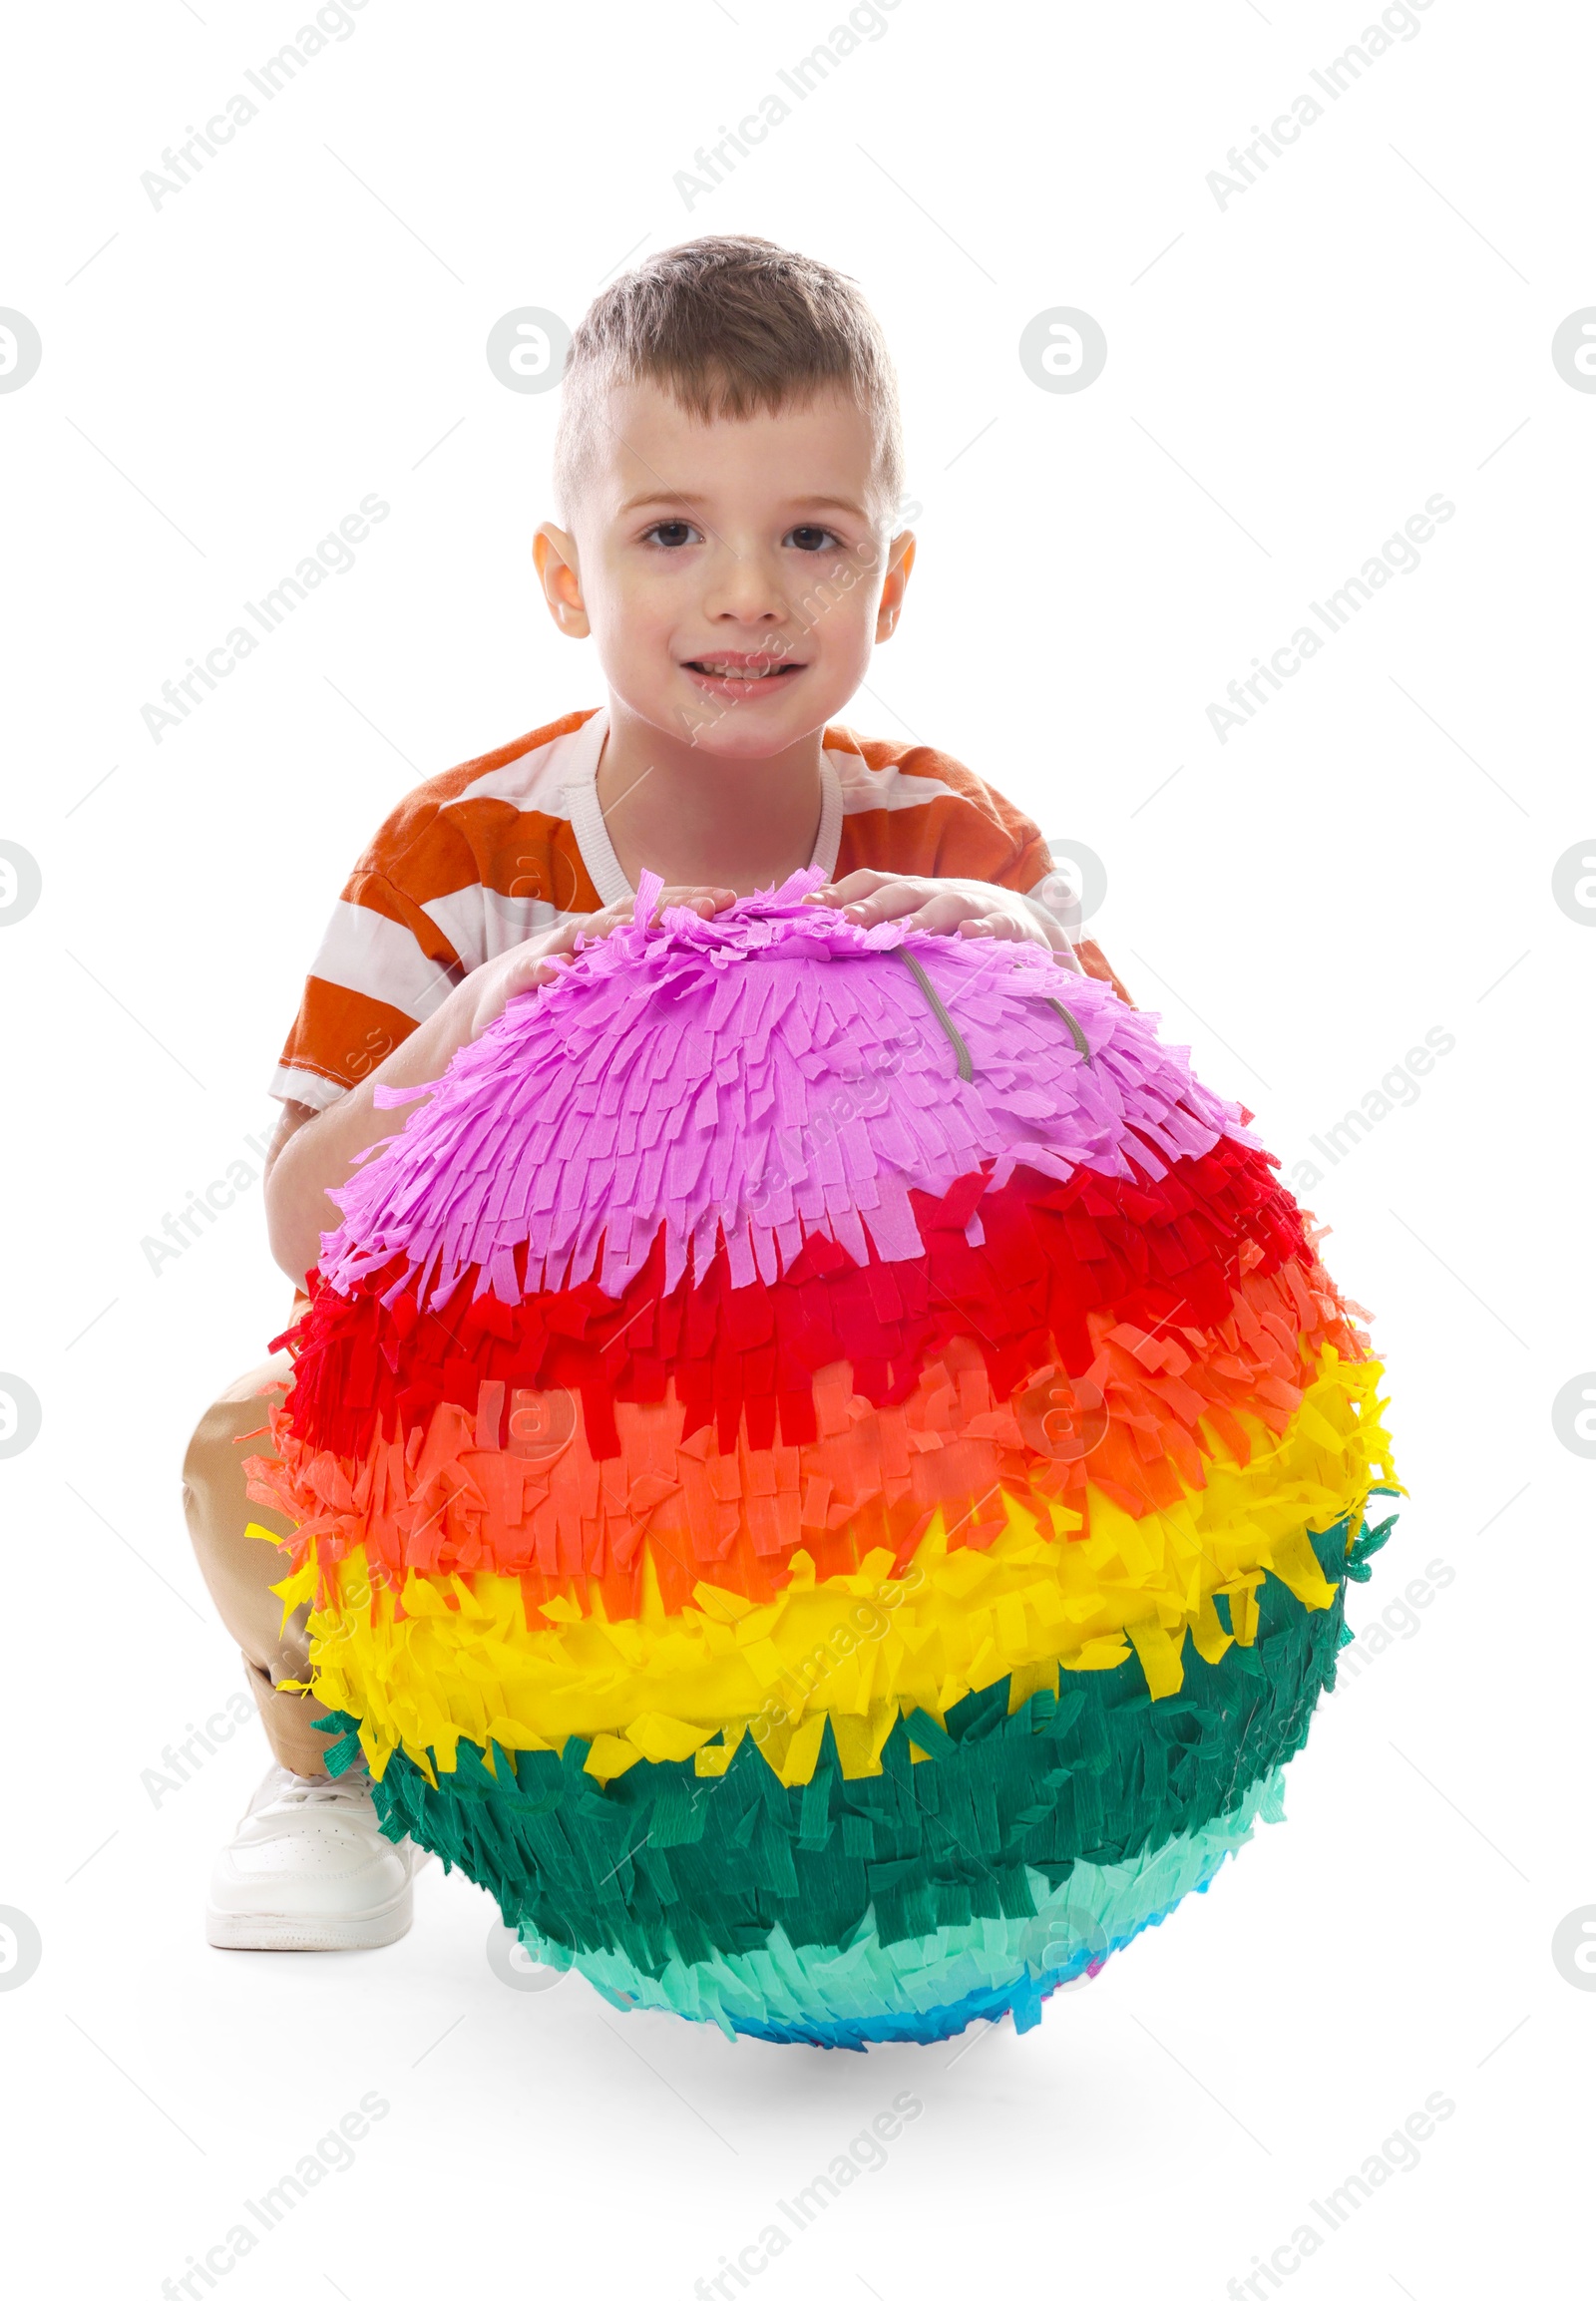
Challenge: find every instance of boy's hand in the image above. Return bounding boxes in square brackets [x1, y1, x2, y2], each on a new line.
[263, 884, 733, 1286]
[448, 884, 736, 1042]
[806, 870, 1056, 948]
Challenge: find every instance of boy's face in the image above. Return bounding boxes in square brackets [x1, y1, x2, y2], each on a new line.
[535, 378, 913, 758]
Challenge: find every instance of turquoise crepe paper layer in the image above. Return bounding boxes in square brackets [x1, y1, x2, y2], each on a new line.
[515, 1764, 1285, 2046]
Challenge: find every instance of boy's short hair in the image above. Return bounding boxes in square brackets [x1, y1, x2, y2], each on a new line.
[553, 234, 905, 527]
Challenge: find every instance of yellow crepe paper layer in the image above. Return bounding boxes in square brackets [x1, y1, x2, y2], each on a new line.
[284, 1345, 1392, 1788]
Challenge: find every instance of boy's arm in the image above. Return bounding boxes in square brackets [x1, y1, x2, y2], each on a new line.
[265, 979, 510, 1289]
[264, 884, 732, 1285]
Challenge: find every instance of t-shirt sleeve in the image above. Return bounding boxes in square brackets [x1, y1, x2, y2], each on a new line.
[972, 815, 1051, 895]
[1070, 937, 1133, 1006]
[907, 751, 1134, 1004]
[270, 798, 477, 1109]
[930, 766, 1049, 894]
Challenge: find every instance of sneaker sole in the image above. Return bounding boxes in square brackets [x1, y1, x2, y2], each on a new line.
[206, 1881, 415, 1953]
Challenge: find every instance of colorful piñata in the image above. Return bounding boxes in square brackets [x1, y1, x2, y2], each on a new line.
[248, 869, 1396, 2046]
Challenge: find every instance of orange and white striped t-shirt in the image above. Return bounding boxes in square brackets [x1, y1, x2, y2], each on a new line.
[271, 705, 1119, 1109]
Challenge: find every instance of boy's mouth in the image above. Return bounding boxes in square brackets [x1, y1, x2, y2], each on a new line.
[681, 652, 805, 696]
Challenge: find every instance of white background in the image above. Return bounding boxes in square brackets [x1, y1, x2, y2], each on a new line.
[0, 0, 1589, 2294]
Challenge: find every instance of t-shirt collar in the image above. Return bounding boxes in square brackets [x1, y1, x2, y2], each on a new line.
[566, 704, 845, 908]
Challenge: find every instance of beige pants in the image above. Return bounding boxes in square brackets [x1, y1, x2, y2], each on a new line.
[182, 1354, 334, 1777]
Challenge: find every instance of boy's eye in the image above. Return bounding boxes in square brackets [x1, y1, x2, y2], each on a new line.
[786, 525, 841, 553]
[645, 521, 700, 548]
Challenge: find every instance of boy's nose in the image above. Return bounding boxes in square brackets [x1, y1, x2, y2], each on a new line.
[702, 548, 790, 623]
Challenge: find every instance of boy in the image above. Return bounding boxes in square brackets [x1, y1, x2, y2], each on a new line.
[184, 234, 1126, 1950]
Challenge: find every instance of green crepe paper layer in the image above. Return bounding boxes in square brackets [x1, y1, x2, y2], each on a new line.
[529, 1765, 1288, 2044]
[320, 1508, 1385, 2008]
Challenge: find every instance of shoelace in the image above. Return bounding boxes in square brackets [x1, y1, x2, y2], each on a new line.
[241, 1769, 426, 1865]
[254, 1770, 373, 1817]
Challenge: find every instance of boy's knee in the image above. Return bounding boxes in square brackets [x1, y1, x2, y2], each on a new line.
[182, 1355, 291, 1479]
[182, 1356, 293, 1558]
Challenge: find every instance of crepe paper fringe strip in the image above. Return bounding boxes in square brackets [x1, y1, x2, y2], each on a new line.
[278, 1131, 1336, 1467]
[255, 1138, 1388, 1646]
[318, 870, 1248, 1317]
[263, 1148, 1374, 1617]
[258, 1366, 1389, 1788]
[267, 875, 1396, 2041]
[324, 1524, 1350, 2037]
[536, 1768, 1285, 2046]
[1344, 1509, 1398, 1580]
[252, 1315, 1387, 1708]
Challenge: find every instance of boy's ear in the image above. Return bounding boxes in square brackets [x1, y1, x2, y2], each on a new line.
[534, 523, 590, 637]
[875, 530, 916, 643]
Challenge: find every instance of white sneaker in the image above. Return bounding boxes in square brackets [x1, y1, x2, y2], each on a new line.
[206, 1763, 431, 1951]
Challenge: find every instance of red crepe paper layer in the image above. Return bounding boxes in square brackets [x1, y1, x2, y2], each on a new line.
[249, 1143, 1370, 1621]
[280, 1135, 1319, 1465]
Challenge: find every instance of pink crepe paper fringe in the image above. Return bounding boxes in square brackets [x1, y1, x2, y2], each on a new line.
[321, 870, 1252, 1315]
